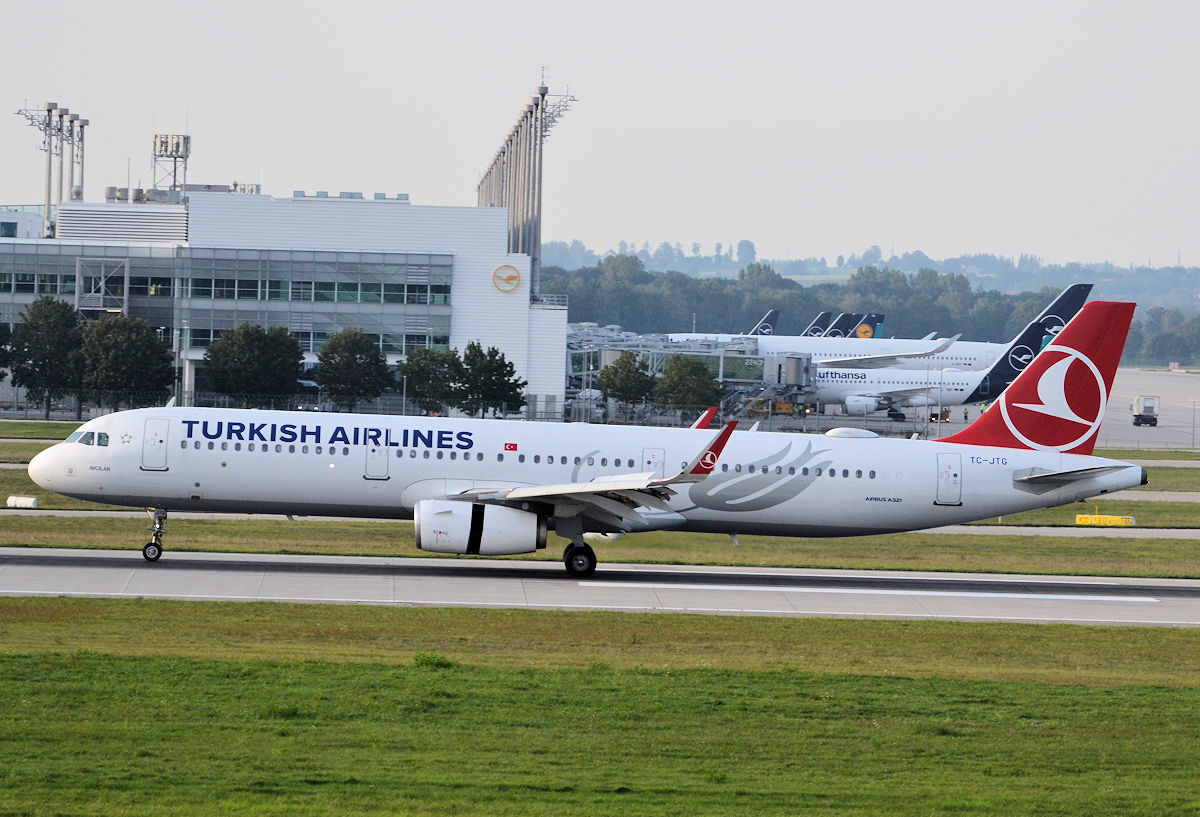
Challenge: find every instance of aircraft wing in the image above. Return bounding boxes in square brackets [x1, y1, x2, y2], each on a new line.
[817, 335, 960, 369]
[844, 385, 937, 406]
[462, 422, 737, 529]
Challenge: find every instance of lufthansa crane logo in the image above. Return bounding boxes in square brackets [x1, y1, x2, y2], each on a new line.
[1007, 344, 1035, 371]
[998, 345, 1107, 451]
[855, 323, 874, 338]
[492, 265, 521, 293]
[1040, 314, 1067, 336]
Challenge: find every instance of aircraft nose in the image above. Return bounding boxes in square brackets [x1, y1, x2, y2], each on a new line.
[27, 446, 58, 490]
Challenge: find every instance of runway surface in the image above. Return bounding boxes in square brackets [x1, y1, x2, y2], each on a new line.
[3, 547, 1199, 627]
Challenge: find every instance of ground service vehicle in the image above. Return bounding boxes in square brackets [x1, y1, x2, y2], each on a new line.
[1132, 395, 1159, 426]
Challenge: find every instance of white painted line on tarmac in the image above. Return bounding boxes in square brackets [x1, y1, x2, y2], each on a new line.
[581, 581, 1161, 604]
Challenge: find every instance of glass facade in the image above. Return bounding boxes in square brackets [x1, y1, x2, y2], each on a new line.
[0, 241, 453, 356]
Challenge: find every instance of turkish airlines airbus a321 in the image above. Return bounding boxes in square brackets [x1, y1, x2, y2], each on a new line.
[28, 301, 1144, 577]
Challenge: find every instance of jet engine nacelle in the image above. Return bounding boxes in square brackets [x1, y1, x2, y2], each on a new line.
[843, 395, 882, 415]
[414, 500, 547, 555]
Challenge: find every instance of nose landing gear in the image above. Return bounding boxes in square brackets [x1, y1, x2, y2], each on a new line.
[143, 507, 167, 561]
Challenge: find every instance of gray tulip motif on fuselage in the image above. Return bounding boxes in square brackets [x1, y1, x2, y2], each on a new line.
[684, 440, 833, 513]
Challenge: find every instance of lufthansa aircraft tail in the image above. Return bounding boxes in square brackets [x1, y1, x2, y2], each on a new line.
[801, 311, 832, 336]
[1029, 283, 1092, 349]
[938, 301, 1134, 455]
[823, 313, 863, 337]
[746, 310, 780, 336]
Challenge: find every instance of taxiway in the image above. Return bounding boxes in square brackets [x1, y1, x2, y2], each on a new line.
[2, 547, 1199, 627]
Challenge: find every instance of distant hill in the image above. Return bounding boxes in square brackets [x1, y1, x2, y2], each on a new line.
[542, 240, 1200, 314]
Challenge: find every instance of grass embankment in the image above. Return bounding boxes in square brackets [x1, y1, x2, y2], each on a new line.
[0, 441, 52, 463]
[3, 599, 1200, 816]
[1097, 448, 1200, 461]
[0, 419, 79, 439]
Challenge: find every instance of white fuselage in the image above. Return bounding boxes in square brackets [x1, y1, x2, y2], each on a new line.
[667, 333, 998, 371]
[29, 407, 1142, 539]
[813, 366, 993, 410]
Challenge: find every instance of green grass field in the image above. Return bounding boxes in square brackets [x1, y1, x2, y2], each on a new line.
[3, 600, 1200, 816]
[0, 419, 79, 439]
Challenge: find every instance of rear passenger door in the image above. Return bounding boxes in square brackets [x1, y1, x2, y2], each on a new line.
[934, 453, 961, 506]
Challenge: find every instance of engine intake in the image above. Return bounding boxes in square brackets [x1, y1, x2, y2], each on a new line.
[414, 500, 546, 556]
[844, 395, 882, 414]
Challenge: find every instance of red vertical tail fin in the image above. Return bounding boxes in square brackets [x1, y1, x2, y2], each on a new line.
[937, 301, 1134, 454]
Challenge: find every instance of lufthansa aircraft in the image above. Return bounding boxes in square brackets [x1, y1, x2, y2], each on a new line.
[671, 284, 1091, 371]
[811, 295, 1081, 416]
[28, 301, 1144, 577]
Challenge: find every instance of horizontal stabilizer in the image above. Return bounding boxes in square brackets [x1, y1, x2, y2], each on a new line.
[1014, 465, 1130, 485]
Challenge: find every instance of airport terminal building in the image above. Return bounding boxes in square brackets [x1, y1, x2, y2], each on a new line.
[0, 188, 567, 415]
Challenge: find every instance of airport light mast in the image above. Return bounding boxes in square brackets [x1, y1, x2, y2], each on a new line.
[477, 83, 577, 299]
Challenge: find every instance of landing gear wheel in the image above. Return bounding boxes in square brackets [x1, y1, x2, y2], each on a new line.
[563, 543, 597, 578]
[142, 507, 167, 562]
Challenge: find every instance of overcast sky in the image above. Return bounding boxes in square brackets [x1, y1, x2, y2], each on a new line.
[3, 0, 1197, 267]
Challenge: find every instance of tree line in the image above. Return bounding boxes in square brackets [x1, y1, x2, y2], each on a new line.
[546, 239, 1200, 316]
[597, 353, 723, 411]
[544, 261, 1198, 364]
[0, 296, 527, 417]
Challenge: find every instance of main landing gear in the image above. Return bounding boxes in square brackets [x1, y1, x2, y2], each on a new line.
[556, 516, 598, 578]
[563, 543, 597, 578]
[143, 507, 167, 561]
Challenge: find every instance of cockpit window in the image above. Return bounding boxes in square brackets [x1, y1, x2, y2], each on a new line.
[66, 431, 84, 443]
[97, 433, 109, 447]
[79, 432, 95, 446]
